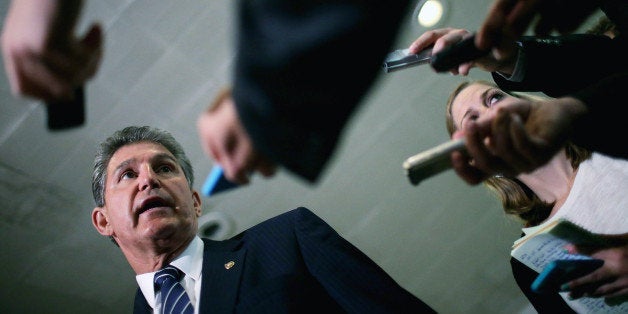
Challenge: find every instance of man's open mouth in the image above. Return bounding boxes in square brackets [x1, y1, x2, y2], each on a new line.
[137, 197, 170, 215]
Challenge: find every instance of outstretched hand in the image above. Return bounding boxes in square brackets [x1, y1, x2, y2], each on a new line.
[196, 88, 277, 185]
[477, 0, 602, 55]
[451, 96, 587, 184]
[1, 0, 103, 102]
[408, 27, 517, 76]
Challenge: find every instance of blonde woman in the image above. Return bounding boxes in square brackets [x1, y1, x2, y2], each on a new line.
[445, 80, 628, 312]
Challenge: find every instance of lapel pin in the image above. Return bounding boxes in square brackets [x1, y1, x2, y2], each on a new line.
[224, 261, 235, 270]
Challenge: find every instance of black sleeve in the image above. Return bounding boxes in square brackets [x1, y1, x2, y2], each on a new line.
[491, 32, 628, 159]
[569, 72, 628, 159]
[510, 257, 576, 313]
[232, 0, 411, 182]
[492, 34, 628, 97]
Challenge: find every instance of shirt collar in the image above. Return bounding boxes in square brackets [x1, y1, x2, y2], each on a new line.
[136, 236, 204, 309]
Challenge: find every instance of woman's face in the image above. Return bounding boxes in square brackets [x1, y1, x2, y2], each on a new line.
[450, 83, 521, 133]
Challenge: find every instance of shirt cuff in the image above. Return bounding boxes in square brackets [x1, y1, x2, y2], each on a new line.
[495, 46, 526, 82]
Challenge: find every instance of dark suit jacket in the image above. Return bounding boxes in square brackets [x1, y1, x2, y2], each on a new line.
[232, 0, 412, 182]
[134, 207, 435, 313]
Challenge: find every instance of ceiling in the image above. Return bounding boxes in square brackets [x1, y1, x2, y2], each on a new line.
[0, 1, 604, 313]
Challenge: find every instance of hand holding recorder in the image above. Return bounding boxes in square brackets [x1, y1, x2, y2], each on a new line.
[384, 28, 518, 76]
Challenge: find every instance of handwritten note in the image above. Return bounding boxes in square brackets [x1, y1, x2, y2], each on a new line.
[511, 223, 628, 313]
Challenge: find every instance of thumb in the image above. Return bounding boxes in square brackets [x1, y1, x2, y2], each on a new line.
[81, 23, 103, 51]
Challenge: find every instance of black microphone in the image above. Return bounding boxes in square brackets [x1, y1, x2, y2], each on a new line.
[45, 86, 85, 130]
[430, 33, 489, 72]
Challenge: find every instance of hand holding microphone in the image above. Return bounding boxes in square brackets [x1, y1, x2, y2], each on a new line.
[383, 30, 519, 76]
[383, 32, 489, 74]
[429, 33, 490, 72]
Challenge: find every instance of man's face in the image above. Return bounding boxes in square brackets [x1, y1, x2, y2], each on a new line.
[92, 142, 201, 250]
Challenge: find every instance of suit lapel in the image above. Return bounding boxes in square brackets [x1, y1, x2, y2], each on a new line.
[199, 238, 247, 314]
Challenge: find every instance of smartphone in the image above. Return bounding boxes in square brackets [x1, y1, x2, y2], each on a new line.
[201, 165, 239, 197]
[430, 33, 488, 73]
[46, 86, 85, 130]
[382, 47, 432, 73]
[403, 138, 466, 185]
[531, 258, 604, 294]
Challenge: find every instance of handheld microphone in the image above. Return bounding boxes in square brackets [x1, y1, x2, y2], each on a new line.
[430, 33, 489, 72]
[403, 138, 466, 185]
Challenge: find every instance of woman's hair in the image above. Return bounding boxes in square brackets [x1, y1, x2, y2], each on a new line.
[445, 81, 591, 227]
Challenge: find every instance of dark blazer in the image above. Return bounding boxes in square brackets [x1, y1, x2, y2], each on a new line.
[134, 207, 435, 313]
[232, 0, 412, 182]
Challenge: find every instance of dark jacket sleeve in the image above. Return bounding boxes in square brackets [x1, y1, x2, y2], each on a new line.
[293, 207, 436, 313]
[491, 33, 628, 97]
[232, 0, 411, 182]
[568, 72, 628, 159]
[510, 257, 576, 314]
[492, 34, 628, 158]
[492, 0, 628, 96]
[491, 34, 628, 159]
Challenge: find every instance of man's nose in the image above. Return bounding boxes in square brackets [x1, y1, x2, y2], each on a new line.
[139, 168, 160, 191]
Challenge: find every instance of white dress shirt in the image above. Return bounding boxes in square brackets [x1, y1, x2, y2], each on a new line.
[136, 236, 204, 314]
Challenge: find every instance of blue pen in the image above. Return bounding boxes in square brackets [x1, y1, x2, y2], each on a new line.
[201, 165, 239, 197]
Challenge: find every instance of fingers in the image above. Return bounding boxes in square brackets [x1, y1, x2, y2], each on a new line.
[477, 0, 516, 50]
[409, 28, 470, 55]
[408, 28, 454, 54]
[604, 287, 628, 301]
[477, 0, 534, 64]
[450, 126, 496, 184]
[451, 150, 486, 185]
[566, 269, 616, 299]
[196, 92, 277, 185]
[565, 249, 628, 300]
[255, 158, 277, 178]
[451, 111, 536, 182]
[430, 29, 472, 55]
[11, 49, 74, 101]
[505, 0, 542, 37]
[43, 23, 104, 86]
[457, 63, 473, 76]
[2, 23, 104, 102]
[76, 23, 104, 80]
[491, 111, 539, 174]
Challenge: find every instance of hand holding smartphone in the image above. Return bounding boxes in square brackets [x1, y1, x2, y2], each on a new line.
[531, 258, 604, 294]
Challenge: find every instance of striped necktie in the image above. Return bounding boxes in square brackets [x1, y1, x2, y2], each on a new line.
[154, 265, 194, 314]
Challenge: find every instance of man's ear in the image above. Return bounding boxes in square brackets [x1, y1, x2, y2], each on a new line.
[92, 207, 113, 236]
[192, 190, 202, 217]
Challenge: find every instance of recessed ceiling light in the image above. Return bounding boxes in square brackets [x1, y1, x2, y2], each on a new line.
[415, 0, 447, 28]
